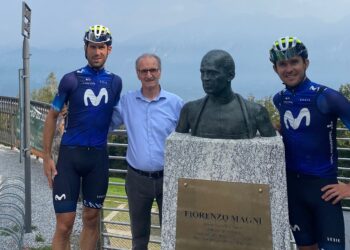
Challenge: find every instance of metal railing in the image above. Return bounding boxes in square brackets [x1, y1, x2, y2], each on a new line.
[0, 97, 18, 148]
[0, 96, 50, 157]
[0, 177, 25, 250]
[101, 130, 161, 250]
[0, 96, 350, 249]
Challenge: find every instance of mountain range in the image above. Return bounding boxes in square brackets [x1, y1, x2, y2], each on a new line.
[1, 13, 349, 102]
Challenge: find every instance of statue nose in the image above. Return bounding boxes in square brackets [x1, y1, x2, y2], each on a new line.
[201, 72, 210, 80]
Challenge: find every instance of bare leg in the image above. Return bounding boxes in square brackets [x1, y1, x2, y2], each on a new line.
[298, 244, 318, 250]
[80, 206, 100, 250]
[52, 212, 76, 250]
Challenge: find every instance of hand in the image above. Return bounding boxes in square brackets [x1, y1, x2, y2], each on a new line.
[321, 182, 350, 204]
[43, 156, 57, 189]
[273, 122, 281, 132]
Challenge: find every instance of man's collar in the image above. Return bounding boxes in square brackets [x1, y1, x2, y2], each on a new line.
[86, 64, 105, 74]
[136, 86, 166, 101]
[285, 77, 310, 92]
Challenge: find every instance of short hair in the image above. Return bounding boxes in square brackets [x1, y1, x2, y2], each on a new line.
[201, 50, 235, 76]
[135, 53, 162, 70]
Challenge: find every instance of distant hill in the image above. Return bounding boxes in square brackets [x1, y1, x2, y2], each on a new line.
[1, 14, 349, 101]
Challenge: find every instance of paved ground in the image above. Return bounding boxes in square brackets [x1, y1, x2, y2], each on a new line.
[0, 145, 82, 249]
[1, 144, 350, 249]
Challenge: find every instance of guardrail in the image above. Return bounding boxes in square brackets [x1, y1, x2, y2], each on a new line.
[0, 96, 50, 158]
[100, 130, 161, 250]
[0, 176, 25, 250]
[1, 95, 349, 249]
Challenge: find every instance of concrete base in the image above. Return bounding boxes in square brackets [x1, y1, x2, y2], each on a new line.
[161, 132, 290, 250]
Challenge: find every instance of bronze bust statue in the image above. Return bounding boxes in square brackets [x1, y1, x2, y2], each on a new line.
[176, 49, 276, 139]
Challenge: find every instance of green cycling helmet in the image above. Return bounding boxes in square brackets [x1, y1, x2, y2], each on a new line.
[84, 24, 112, 46]
[269, 36, 308, 63]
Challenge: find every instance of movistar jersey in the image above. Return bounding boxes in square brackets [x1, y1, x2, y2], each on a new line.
[51, 65, 122, 147]
[273, 78, 350, 177]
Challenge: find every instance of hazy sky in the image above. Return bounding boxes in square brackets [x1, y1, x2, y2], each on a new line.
[2, 0, 350, 99]
[4, 0, 350, 49]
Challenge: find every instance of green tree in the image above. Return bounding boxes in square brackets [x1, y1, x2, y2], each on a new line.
[256, 96, 280, 128]
[337, 83, 350, 138]
[337, 83, 350, 207]
[337, 83, 350, 167]
[108, 125, 128, 178]
[31, 72, 58, 103]
[339, 83, 350, 99]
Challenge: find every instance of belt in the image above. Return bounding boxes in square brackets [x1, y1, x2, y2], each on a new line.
[62, 145, 106, 150]
[128, 164, 163, 178]
[128, 164, 164, 179]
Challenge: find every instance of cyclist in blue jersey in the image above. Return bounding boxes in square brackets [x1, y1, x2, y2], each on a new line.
[270, 36, 350, 250]
[43, 25, 122, 249]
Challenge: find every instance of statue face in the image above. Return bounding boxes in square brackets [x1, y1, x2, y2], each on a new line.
[200, 59, 230, 96]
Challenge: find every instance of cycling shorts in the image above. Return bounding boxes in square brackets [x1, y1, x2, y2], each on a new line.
[287, 171, 345, 249]
[52, 145, 109, 213]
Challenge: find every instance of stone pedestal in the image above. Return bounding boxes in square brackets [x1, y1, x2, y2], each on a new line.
[161, 132, 290, 250]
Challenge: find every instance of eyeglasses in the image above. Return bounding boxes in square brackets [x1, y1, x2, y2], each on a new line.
[138, 68, 159, 75]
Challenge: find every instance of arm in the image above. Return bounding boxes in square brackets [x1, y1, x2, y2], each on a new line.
[42, 72, 73, 187]
[109, 77, 123, 132]
[43, 109, 60, 188]
[318, 89, 350, 203]
[321, 182, 350, 204]
[318, 88, 350, 129]
[109, 105, 123, 131]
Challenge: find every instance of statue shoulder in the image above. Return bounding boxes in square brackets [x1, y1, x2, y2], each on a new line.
[242, 98, 265, 113]
[182, 97, 207, 112]
[177, 97, 207, 133]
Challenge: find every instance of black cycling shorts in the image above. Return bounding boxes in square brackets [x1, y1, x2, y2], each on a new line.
[52, 145, 109, 213]
[287, 171, 345, 249]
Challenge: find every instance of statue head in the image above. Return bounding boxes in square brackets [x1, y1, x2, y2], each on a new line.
[200, 50, 235, 96]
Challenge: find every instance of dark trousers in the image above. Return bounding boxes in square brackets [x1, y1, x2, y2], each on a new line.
[125, 166, 163, 250]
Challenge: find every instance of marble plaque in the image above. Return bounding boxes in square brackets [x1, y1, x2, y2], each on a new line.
[175, 178, 273, 250]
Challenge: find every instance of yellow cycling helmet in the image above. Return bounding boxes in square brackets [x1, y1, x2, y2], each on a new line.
[269, 36, 308, 64]
[84, 24, 112, 46]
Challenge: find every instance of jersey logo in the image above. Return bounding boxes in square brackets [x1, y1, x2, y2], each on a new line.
[284, 108, 310, 130]
[327, 237, 341, 243]
[84, 88, 108, 106]
[76, 68, 85, 74]
[55, 194, 66, 201]
[309, 85, 319, 91]
[83, 200, 103, 209]
[290, 224, 300, 232]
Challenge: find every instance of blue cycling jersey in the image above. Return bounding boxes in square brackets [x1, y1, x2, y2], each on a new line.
[51, 65, 122, 147]
[273, 78, 350, 177]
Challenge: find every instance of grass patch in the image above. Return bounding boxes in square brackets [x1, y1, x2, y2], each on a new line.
[35, 233, 45, 242]
[0, 225, 20, 236]
[0, 230, 10, 236]
[30, 246, 51, 250]
[103, 177, 127, 217]
[107, 177, 126, 198]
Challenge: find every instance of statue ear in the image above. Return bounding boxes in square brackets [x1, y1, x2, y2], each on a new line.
[228, 71, 235, 81]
